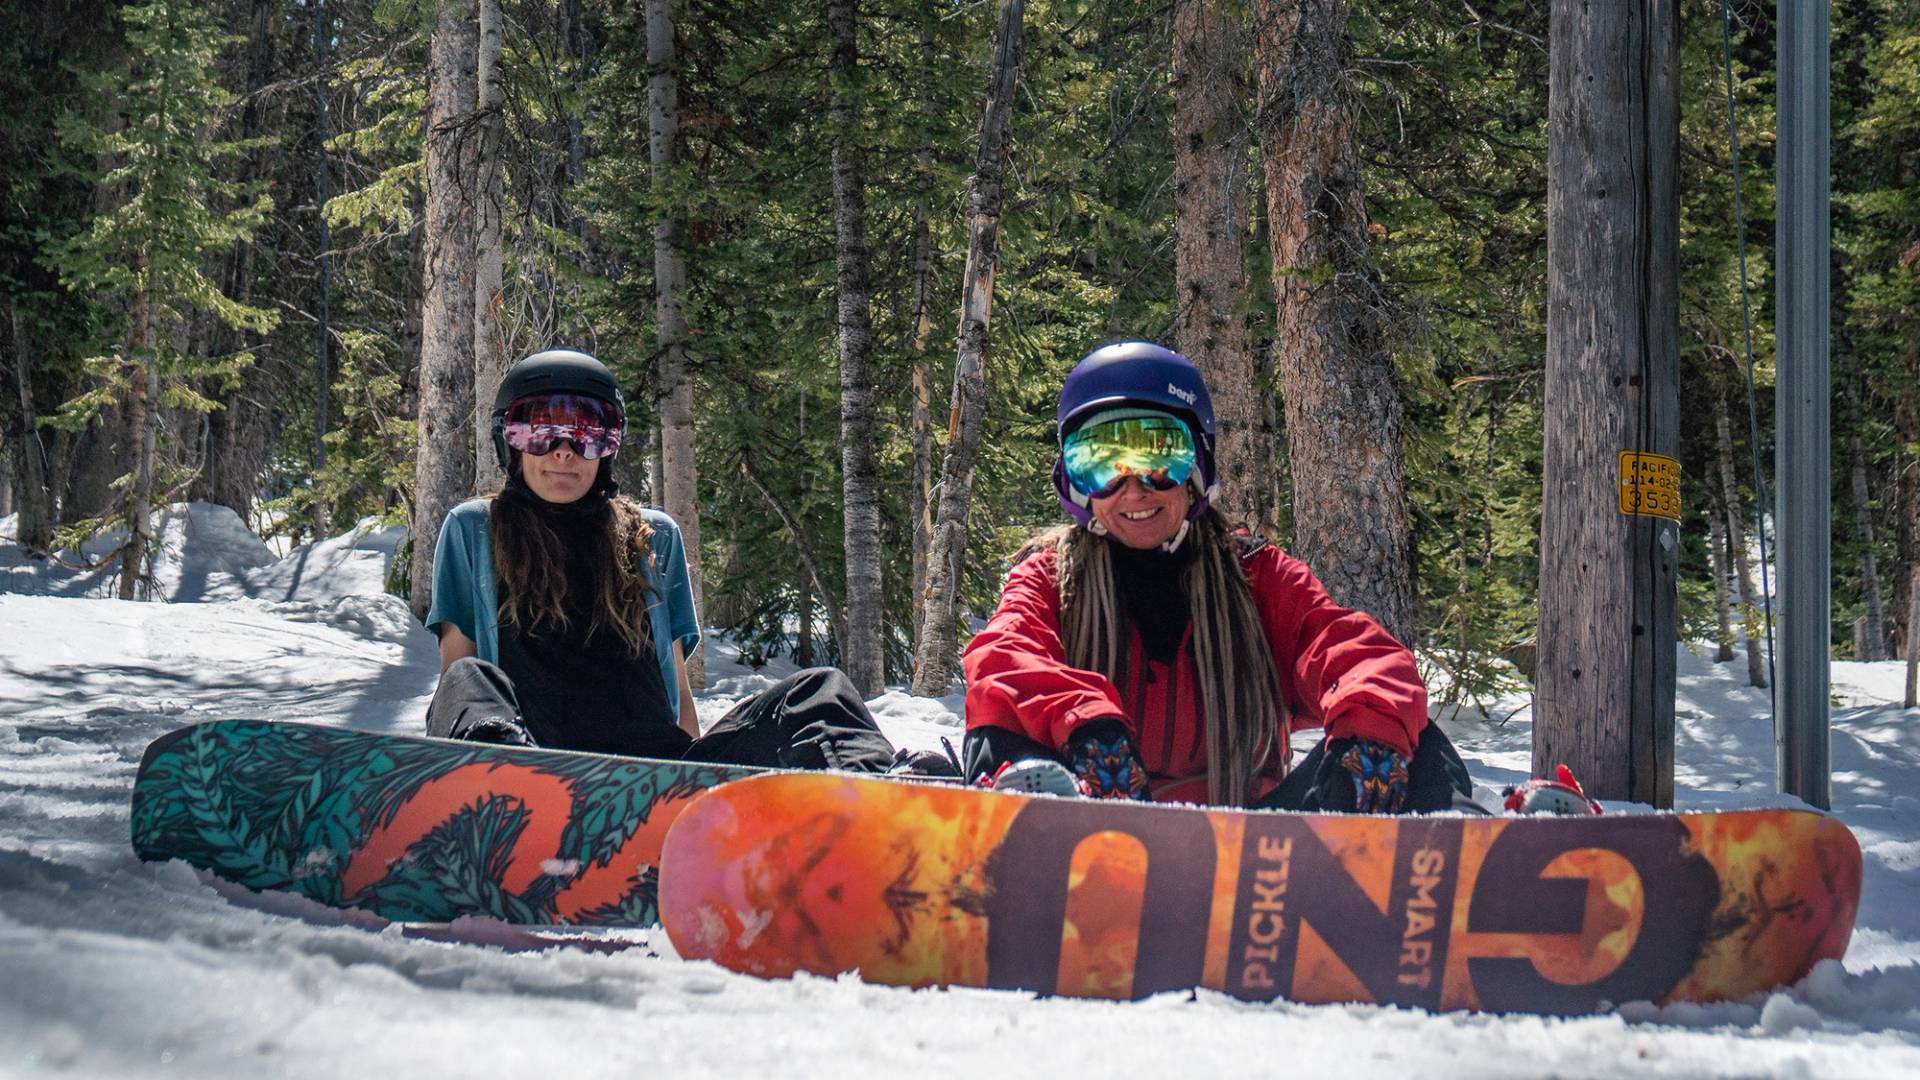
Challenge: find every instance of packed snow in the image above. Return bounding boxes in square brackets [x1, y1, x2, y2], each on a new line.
[2, 504, 1918, 1078]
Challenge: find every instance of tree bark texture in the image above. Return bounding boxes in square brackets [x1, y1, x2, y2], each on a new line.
[1715, 395, 1767, 688]
[908, 11, 938, 649]
[829, 0, 884, 696]
[1534, 0, 1679, 805]
[120, 257, 156, 601]
[910, 0, 1024, 697]
[1901, 336, 1920, 674]
[1845, 381, 1888, 660]
[472, 0, 507, 495]
[1251, 0, 1418, 646]
[796, 579, 815, 668]
[1897, 377, 1916, 659]
[409, 0, 480, 622]
[3, 295, 53, 556]
[1173, 0, 1263, 529]
[191, 0, 276, 524]
[1907, 567, 1920, 708]
[1709, 514, 1734, 662]
[309, 0, 334, 534]
[648, 0, 703, 684]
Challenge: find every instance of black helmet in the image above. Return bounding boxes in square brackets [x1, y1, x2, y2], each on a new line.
[489, 349, 626, 474]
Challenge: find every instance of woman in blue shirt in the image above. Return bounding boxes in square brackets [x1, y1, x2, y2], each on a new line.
[424, 349, 906, 773]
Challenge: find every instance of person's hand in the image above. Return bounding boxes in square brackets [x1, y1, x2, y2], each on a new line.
[1310, 737, 1410, 813]
[1063, 718, 1152, 801]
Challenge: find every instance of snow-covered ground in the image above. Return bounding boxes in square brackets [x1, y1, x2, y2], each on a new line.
[2, 505, 1918, 1077]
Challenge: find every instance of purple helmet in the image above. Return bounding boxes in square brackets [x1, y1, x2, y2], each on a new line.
[1052, 340, 1219, 526]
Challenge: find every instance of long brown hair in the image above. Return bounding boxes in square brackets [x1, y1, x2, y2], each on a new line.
[490, 480, 657, 656]
[1030, 506, 1287, 806]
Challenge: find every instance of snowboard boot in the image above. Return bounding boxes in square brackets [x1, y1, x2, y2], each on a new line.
[988, 757, 1083, 798]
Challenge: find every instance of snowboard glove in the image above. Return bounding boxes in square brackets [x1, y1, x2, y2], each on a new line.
[1311, 737, 1410, 814]
[1063, 718, 1152, 801]
[449, 709, 535, 748]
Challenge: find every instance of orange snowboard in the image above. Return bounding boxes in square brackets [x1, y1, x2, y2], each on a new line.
[659, 773, 1861, 1013]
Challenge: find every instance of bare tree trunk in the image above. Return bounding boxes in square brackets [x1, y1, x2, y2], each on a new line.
[3, 295, 53, 556]
[1896, 379, 1917, 658]
[472, 0, 508, 495]
[192, 0, 275, 523]
[1903, 337, 1920, 693]
[1845, 380, 1888, 659]
[1907, 568, 1920, 708]
[1252, 0, 1418, 646]
[796, 579, 815, 668]
[910, 0, 1024, 697]
[829, 0, 884, 695]
[1709, 513, 1734, 662]
[1173, 0, 1262, 528]
[312, 0, 333, 535]
[120, 261, 156, 601]
[648, 0, 704, 684]
[1533, 0, 1679, 805]
[908, 8, 937, 648]
[1716, 396, 1767, 688]
[409, 0, 480, 621]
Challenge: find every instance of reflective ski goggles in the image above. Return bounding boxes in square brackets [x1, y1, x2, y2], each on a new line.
[500, 393, 624, 460]
[1061, 413, 1196, 499]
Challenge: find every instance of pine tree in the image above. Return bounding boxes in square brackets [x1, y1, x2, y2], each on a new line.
[50, 0, 279, 598]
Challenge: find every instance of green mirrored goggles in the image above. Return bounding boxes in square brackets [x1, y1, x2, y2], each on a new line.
[1062, 414, 1197, 498]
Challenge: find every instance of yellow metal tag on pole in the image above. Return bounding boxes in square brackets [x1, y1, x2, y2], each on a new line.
[1618, 451, 1681, 520]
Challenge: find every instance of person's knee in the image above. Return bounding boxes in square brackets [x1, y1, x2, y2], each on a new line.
[790, 666, 860, 702]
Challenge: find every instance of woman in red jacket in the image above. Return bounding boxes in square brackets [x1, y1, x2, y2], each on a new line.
[962, 341, 1477, 812]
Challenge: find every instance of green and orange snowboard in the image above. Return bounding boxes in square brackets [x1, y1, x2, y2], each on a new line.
[658, 772, 1862, 1013]
[132, 720, 754, 926]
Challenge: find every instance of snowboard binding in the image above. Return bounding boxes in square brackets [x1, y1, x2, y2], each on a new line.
[1502, 763, 1603, 815]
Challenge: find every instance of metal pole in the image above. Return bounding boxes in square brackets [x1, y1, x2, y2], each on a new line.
[1776, 0, 1831, 809]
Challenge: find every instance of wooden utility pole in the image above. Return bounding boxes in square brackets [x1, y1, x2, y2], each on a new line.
[1535, 1, 1679, 805]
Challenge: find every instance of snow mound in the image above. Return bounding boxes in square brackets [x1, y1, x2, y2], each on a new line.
[152, 503, 278, 600]
[271, 593, 422, 648]
[242, 519, 404, 604]
[0, 503, 402, 605]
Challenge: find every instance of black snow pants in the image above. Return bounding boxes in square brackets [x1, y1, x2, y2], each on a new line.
[426, 657, 897, 772]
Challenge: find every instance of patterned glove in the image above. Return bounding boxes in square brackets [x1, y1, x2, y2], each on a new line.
[1063, 718, 1152, 801]
[1311, 737, 1410, 814]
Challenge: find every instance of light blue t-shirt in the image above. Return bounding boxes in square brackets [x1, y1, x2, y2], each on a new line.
[424, 498, 702, 725]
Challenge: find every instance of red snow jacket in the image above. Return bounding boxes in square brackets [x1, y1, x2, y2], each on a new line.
[962, 541, 1428, 804]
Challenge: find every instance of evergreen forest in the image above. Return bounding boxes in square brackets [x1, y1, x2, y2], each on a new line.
[3, 0, 1917, 710]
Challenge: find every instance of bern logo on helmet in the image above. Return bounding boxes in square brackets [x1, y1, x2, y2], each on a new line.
[1167, 382, 1197, 406]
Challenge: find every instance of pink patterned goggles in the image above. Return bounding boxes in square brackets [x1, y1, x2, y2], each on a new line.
[501, 393, 624, 460]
